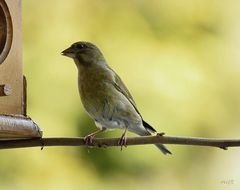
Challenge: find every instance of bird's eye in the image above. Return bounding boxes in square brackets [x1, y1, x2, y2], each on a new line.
[74, 44, 86, 49]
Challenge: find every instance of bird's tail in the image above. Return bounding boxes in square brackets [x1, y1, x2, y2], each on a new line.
[154, 143, 172, 155]
[140, 120, 172, 155]
[137, 131, 172, 155]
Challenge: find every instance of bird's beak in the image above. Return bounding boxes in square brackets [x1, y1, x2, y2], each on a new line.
[61, 47, 74, 57]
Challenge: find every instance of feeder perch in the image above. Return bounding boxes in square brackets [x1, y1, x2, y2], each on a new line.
[0, 0, 42, 139]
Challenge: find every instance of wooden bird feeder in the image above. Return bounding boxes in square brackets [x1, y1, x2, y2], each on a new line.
[0, 0, 41, 139]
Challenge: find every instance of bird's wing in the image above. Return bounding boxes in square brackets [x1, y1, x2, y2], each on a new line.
[109, 68, 156, 133]
[109, 68, 139, 114]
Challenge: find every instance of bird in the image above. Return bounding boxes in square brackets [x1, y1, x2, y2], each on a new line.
[61, 41, 171, 155]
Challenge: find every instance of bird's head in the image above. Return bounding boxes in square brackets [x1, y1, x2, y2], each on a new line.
[61, 41, 105, 67]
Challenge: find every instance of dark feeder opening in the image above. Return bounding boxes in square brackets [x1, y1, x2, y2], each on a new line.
[0, 1, 12, 64]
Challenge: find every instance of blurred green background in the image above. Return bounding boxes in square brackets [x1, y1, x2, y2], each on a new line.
[1, 0, 240, 189]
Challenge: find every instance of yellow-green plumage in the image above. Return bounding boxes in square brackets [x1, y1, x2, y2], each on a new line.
[78, 63, 141, 131]
[62, 41, 171, 155]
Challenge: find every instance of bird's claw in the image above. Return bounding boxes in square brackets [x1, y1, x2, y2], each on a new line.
[118, 134, 127, 151]
[84, 135, 95, 146]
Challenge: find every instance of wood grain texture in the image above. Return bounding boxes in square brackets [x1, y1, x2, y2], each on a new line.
[0, 0, 23, 115]
[0, 115, 42, 138]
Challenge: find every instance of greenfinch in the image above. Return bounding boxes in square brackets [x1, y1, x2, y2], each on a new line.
[62, 41, 171, 155]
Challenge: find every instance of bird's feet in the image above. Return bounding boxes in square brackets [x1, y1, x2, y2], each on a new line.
[84, 134, 95, 146]
[83, 128, 107, 146]
[118, 132, 127, 151]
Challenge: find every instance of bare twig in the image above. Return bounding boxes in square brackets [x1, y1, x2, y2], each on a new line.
[0, 135, 240, 150]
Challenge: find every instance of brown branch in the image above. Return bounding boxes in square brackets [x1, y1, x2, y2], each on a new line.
[0, 135, 240, 150]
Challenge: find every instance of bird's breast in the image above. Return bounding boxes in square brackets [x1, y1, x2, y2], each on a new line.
[77, 67, 142, 131]
[77, 68, 114, 118]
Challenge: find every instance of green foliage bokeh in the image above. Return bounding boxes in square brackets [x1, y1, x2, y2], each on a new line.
[1, 1, 240, 190]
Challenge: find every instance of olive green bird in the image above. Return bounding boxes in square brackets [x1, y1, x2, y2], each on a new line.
[61, 41, 171, 155]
